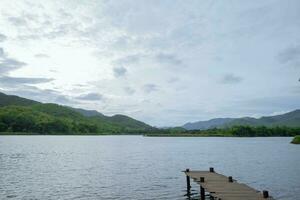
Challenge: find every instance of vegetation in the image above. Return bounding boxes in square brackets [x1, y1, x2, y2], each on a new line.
[0, 92, 299, 136]
[145, 126, 300, 137]
[291, 136, 300, 144]
[0, 92, 38, 107]
[0, 105, 154, 134]
[224, 110, 300, 128]
[183, 110, 300, 130]
[0, 92, 154, 134]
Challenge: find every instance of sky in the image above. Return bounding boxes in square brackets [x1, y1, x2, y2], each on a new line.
[0, 0, 299, 127]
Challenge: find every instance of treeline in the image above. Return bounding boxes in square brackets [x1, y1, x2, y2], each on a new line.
[223, 126, 300, 137]
[0, 106, 152, 134]
[1, 105, 299, 136]
[146, 126, 300, 137]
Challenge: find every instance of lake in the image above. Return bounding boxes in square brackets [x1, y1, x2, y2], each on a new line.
[0, 136, 299, 200]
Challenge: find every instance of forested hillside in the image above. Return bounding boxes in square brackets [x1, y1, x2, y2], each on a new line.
[0, 92, 154, 134]
[183, 110, 300, 130]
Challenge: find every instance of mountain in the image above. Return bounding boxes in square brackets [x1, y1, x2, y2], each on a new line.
[0, 92, 153, 134]
[225, 110, 300, 128]
[70, 107, 105, 117]
[183, 118, 235, 130]
[106, 114, 151, 130]
[0, 92, 39, 107]
[183, 110, 300, 130]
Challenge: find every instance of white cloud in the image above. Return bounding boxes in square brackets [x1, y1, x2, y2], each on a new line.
[0, 0, 299, 126]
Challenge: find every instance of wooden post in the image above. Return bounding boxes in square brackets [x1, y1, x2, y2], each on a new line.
[263, 190, 269, 198]
[186, 169, 191, 194]
[200, 186, 205, 200]
[228, 176, 233, 182]
[209, 167, 214, 172]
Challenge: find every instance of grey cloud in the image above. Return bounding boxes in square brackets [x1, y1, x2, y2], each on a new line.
[55, 95, 73, 104]
[74, 84, 88, 88]
[221, 74, 243, 84]
[113, 66, 127, 77]
[167, 77, 180, 83]
[43, 23, 78, 39]
[0, 47, 27, 75]
[124, 87, 135, 95]
[8, 17, 27, 26]
[277, 45, 300, 67]
[142, 84, 159, 93]
[0, 56, 27, 75]
[5, 85, 76, 105]
[5, 8, 87, 42]
[0, 34, 7, 42]
[114, 54, 141, 65]
[58, 9, 73, 19]
[0, 76, 54, 85]
[0, 58, 26, 68]
[155, 53, 183, 66]
[0, 47, 4, 57]
[111, 36, 134, 50]
[114, 53, 183, 69]
[35, 53, 49, 58]
[0, 48, 53, 88]
[76, 93, 103, 101]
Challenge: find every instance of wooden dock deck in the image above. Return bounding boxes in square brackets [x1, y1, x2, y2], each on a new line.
[183, 168, 274, 200]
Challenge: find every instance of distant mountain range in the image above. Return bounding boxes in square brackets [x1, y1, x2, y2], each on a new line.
[183, 118, 235, 130]
[1, 92, 299, 134]
[0, 92, 153, 134]
[182, 110, 300, 130]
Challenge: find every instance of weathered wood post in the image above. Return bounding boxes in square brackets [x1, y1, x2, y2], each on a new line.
[200, 177, 205, 200]
[200, 177, 205, 183]
[200, 186, 205, 200]
[263, 190, 269, 198]
[186, 169, 191, 195]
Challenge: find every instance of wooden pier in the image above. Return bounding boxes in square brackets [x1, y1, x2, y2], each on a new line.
[183, 168, 274, 200]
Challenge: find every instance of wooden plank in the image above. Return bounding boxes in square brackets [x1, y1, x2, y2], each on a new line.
[184, 169, 274, 200]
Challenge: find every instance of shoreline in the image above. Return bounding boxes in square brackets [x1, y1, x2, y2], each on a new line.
[0, 132, 294, 137]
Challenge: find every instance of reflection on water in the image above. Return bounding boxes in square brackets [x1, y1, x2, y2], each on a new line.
[0, 136, 299, 200]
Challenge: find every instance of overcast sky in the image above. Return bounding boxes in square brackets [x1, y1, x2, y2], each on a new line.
[0, 0, 299, 126]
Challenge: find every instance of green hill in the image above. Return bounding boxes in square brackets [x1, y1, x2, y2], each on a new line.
[225, 110, 300, 128]
[0, 92, 153, 134]
[32, 103, 84, 120]
[70, 107, 105, 117]
[0, 92, 39, 107]
[183, 110, 300, 130]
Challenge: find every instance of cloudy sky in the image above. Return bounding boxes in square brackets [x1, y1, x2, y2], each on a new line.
[0, 0, 299, 126]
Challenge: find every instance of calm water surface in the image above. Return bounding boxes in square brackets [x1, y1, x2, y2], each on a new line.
[0, 136, 299, 200]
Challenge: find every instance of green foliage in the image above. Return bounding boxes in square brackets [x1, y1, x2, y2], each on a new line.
[0, 92, 154, 134]
[1, 92, 299, 136]
[31, 103, 84, 119]
[146, 126, 300, 137]
[0, 105, 154, 134]
[225, 110, 300, 128]
[291, 135, 300, 144]
[0, 92, 39, 107]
